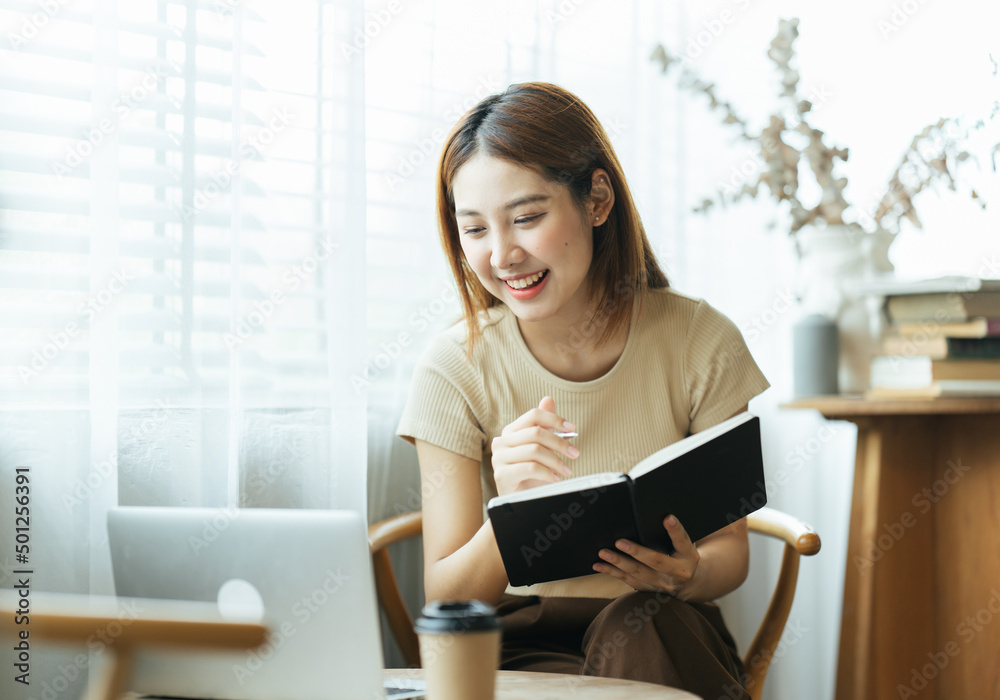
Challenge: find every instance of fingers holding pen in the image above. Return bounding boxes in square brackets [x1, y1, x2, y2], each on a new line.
[491, 396, 579, 496]
[497, 429, 578, 467]
[498, 398, 577, 459]
[501, 400, 575, 438]
[535, 395, 578, 458]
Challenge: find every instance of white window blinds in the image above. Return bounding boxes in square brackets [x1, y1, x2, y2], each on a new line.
[0, 0, 366, 415]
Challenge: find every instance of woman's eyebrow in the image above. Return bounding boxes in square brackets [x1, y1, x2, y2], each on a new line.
[455, 194, 550, 217]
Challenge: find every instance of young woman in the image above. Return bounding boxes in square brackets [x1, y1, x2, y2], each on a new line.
[397, 82, 769, 699]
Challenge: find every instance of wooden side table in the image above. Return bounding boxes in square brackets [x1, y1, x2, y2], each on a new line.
[783, 396, 1000, 700]
[385, 669, 700, 699]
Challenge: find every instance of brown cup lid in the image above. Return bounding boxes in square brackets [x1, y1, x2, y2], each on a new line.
[414, 600, 500, 634]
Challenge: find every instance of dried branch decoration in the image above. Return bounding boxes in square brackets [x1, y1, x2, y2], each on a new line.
[869, 119, 984, 232]
[651, 19, 998, 236]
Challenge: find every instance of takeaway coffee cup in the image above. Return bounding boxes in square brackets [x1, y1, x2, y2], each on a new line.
[414, 600, 501, 700]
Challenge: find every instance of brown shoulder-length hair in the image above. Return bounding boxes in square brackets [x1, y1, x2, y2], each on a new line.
[436, 82, 668, 354]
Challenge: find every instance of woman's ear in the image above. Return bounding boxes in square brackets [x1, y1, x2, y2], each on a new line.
[589, 168, 615, 226]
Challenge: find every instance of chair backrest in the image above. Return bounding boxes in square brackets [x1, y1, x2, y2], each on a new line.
[368, 506, 820, 700]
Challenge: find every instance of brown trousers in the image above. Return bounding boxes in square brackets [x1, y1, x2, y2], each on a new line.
[497, 592, 749, 700]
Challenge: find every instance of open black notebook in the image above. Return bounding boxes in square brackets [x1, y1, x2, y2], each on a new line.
[487, 412, 766, 587]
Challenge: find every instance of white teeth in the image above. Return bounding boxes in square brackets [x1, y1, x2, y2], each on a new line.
[506, 271, 545, 289]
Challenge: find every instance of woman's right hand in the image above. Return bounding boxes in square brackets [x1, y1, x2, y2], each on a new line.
[490, 396, 579, 497]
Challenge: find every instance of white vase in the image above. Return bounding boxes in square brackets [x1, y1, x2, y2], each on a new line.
[794, 224, 896, 395]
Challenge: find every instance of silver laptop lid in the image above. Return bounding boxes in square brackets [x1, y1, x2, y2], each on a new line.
[108, 506, 386, 700]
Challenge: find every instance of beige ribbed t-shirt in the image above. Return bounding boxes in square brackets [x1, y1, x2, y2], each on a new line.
[396, 287, 770, 599]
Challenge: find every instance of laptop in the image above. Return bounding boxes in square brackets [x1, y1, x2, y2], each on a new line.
[107, 506, 425, 700]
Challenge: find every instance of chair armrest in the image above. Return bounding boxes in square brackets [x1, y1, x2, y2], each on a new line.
[747, 506, 821, 555]
[368, 511, 423, 668]
[369, 511, 423, 553]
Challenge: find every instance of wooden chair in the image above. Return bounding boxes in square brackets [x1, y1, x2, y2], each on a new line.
[369, 506, 820, 700]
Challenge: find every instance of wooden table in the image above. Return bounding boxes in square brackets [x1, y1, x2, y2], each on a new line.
[783, 396, 1000, 700]
[385, 669, 699, 699]
[0, 592, 268, 700]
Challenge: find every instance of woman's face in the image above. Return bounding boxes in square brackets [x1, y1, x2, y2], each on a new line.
[452, 154, 597, 326]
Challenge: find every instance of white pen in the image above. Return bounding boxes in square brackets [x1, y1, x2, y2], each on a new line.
[553, 431, 578, 439]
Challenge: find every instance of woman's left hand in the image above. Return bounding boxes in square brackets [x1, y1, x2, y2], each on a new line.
[592, 514, 701, 599]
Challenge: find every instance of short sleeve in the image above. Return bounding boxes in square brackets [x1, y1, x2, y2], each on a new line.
[395, 333, 487, 462]
[684, 299, 770, 434]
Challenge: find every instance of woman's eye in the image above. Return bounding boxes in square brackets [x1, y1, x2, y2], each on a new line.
[462, 226, 485, 235]
[515, 213, 544, 225]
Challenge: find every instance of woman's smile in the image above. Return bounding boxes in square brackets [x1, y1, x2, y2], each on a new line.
[502, 269, 550, 298]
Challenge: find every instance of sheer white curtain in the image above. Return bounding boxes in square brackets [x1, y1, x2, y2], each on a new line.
[0, 0, 366, 696]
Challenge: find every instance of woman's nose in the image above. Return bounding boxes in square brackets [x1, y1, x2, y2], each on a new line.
[490, 233, 525, 270]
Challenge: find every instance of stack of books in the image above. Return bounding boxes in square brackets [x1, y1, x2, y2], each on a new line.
[865, 277, 1000, 398]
